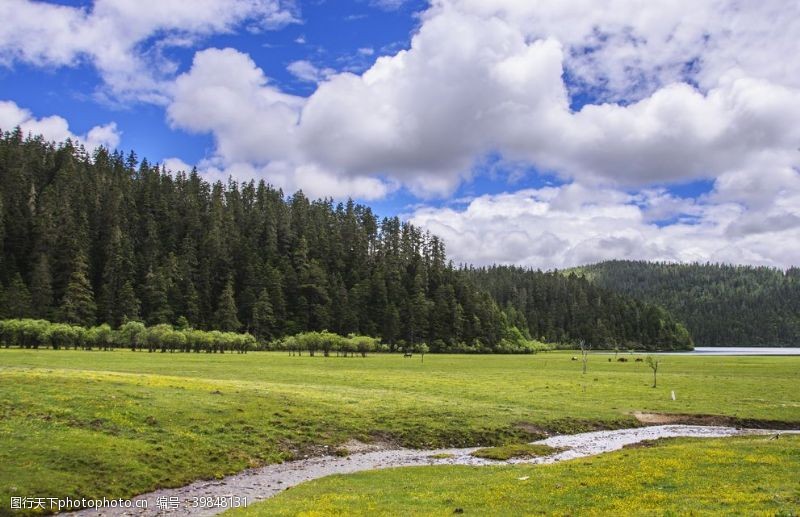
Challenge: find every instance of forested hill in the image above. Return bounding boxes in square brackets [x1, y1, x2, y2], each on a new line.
[574, 260, 800, 347]
[0, 129, 691, 351]
[464, 266, 693, 351]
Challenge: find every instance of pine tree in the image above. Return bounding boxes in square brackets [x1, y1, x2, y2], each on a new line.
[404, 270, 430, 345]
[303, 260, 331, 331]
[59, 252, 97, 326]
[176, 238, 201, 325]
[99, 226, 138, 326]
[182, 279, 201, 327]
[116, 280, 141, 323]
[1, 272, 33, 318]
[29, 253, 53, 319]
[214, 278, 241, 332]
[143, 266, 173, 325]
[382, 304, 400, 346]
[264, 265, 286, 334]
[251, 288, 275, 341]
[0, 195, 4, 274]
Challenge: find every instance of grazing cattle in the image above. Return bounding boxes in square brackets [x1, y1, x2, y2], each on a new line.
[571, 356, 578, 361]
[404, 352, 413, 358]
[635, 358, 644, 362]
[617, 357, 628, 362]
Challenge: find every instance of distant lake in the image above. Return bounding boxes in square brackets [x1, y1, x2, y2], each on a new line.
[679, 347, 800, 356]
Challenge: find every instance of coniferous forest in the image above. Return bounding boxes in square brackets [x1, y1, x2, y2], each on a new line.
[465, 266, 693, 350]
[0, 129, 697, 351]
[576, 260, 800, 346]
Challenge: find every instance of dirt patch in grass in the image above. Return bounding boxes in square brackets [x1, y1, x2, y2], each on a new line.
[471, 443, 562, 461]
[514, 421, 550, 438]
[341, 439, 396, 454]
[633, 412, 800, 430]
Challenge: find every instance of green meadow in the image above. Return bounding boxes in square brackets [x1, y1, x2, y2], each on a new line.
[1, 350, 799, 513]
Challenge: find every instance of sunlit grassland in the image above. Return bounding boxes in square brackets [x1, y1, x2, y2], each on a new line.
[232, 434, 800, 516]
[1, 349, 798, 513]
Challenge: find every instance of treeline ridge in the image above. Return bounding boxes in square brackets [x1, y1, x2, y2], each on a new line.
[0, 129, 694, 351]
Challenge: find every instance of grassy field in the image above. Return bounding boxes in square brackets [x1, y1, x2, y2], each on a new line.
[231, 434, 800, 516]
[471, 443, 560, 460]
[1, 349, 799, 514]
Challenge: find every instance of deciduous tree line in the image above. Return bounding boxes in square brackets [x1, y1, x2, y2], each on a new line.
[273, 331, 383, 357]
[0, 318, 255, 353]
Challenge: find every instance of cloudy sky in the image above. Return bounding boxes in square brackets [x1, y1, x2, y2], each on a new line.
[1, 0, 799, 269]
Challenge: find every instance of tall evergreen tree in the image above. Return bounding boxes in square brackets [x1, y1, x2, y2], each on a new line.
[251, 288, 275, 341]
[1, 272, 32, 318]
[214, 278, 241, 332]
[99, 225, 139, 326]
[116, 280, 141, 324]
[143, 267, 172, 325]
[0, 195, 4, 275]
[29, 253, 54, 319]
[59, 251, 97, 326]
[263, 265, 286, 335]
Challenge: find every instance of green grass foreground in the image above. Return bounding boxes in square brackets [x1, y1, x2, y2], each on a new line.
[230, 435, 800, 516]
[1, 350, 799, 514]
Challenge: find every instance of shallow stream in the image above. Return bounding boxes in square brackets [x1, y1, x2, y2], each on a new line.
[70, 424, 796, 516]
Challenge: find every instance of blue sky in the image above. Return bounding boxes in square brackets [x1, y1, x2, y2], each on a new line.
[1, 0, 798, 268]
[0, 0, 434, 215]
[0, 0, 423, 169]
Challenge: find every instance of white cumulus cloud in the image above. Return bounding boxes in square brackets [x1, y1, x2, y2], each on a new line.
[11, 0, 798, 268]
[408, 169, 800, 269]
[163, 0, 800, 200]
[287, 60, 336, 83]
[0, 0, 299, 103]
[0, 100, 120, 152]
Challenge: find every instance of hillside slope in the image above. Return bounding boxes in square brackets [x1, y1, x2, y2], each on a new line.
[466, 266, 693, 351]
[574, 260, 800, 346]
[0, 129, 692, 351]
